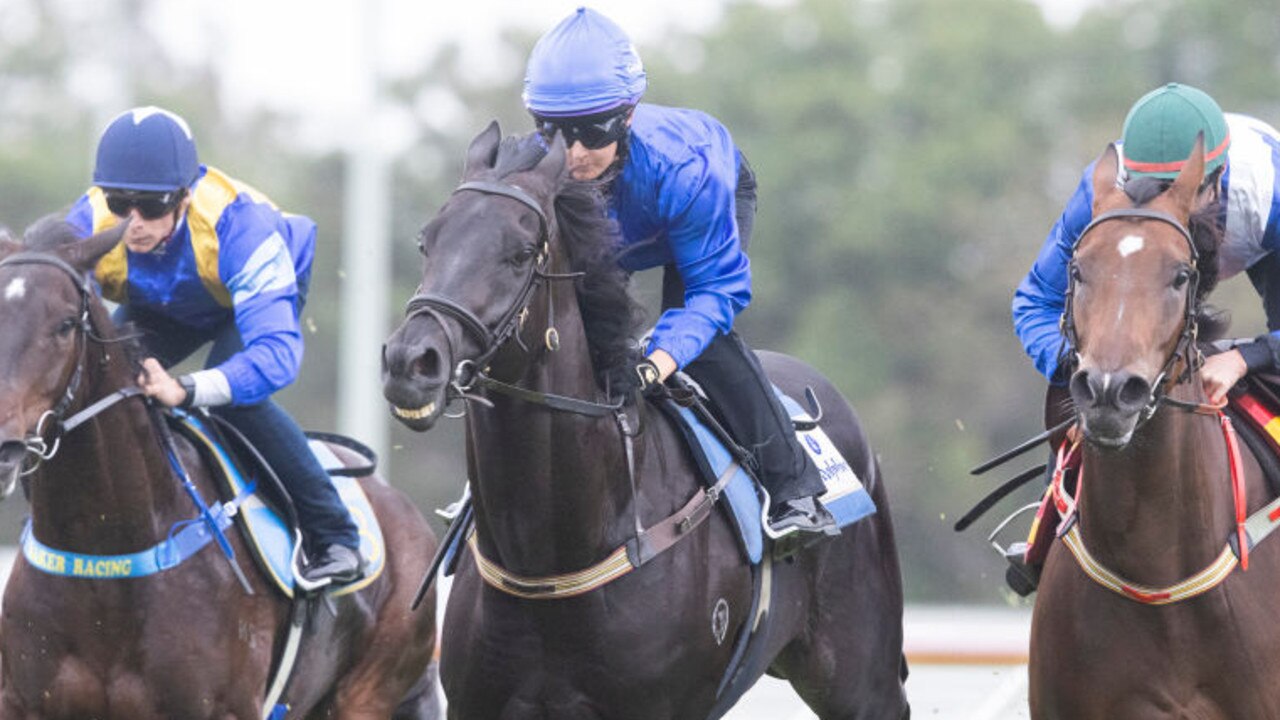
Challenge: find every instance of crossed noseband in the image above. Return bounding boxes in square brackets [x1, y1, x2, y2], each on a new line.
[1061, 206, 1201, 423]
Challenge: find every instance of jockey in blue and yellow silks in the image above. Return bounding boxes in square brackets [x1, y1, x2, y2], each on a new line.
[524, 8, 835, 536]
[1014, 84, 1280, 404]
[65, 106, 362, 587]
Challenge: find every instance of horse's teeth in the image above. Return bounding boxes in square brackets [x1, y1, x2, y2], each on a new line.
[393, 402, 435, 420]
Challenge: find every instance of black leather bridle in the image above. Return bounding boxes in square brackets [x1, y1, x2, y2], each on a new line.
[0, 252, 142, 468]
[402, 180, 621, 417]
[1060, 207, 1202, 421]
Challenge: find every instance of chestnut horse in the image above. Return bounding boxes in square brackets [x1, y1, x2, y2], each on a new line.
[382, 124, 908, 720]
[0, 219, 440, 719]
[1030, 139, 1280, 718]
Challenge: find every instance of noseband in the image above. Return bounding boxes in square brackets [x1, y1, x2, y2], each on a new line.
[402, 180, 618, 415]
[0, 252, 142, 468]
[1061, 207, 1202, 421]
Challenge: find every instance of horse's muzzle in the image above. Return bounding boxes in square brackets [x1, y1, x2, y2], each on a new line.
[1069, 367, 1151, 448]
[381, 335, 450, 431]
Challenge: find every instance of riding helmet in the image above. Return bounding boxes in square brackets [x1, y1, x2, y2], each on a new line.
[523, 7, 647, 118]
[1121, 83, 1229, 180]
[93, 106, 200, 191]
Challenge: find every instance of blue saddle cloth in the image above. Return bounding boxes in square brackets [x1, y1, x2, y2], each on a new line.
[178, 412, 386, 598]
[669, 388, 876, 563]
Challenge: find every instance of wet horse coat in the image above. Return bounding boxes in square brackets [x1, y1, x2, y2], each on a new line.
[382, 124, 909, 720]
[0, 220, 441, 720]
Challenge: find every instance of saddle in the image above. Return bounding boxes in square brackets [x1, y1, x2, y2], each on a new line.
[170, 410, 386, 598]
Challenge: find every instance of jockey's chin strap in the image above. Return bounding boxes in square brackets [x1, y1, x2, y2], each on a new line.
[1061, 207, 1203, 428]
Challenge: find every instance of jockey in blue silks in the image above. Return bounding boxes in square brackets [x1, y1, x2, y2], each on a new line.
[525, 7, 835, 536]
[66, 106, 363, 587]
[1014, 83, 1280, 405]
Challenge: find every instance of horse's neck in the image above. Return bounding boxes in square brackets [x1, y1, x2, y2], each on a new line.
[467, 294, 631, 576]
[29, 353, 185, 553]
[1078, 386, 1235, 580]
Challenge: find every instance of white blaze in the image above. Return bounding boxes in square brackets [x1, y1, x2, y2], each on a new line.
[1117, 235, 1145, 258]
[4, 278, 25, 301]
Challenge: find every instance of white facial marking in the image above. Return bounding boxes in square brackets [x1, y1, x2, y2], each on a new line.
[1117, 235, 1145, 258]
[4, 278, 25, 301]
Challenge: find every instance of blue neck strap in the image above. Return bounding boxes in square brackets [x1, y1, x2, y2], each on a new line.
[21, 483, 253, 579]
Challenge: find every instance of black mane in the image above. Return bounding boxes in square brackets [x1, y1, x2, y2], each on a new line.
[488, 133, 645, 396]
[554, 182, 645, 396]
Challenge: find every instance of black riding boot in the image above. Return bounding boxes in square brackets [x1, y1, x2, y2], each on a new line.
[683, 332, 835, 536]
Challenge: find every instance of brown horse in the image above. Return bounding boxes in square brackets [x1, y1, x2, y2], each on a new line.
[382, 124, 908, 720]
[0, 219, 440, 720]
[1030, 139, 1280, 718]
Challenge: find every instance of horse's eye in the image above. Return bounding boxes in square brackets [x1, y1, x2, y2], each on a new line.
[1173, 268, 1192, 290]
[511, 245, 537, 266]
[56, 317, 78, 337]
[1069, 265, 1083, 284]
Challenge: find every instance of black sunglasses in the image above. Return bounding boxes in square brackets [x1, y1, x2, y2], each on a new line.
[537, 111, 630, 150]
[103, 190, 184, 220]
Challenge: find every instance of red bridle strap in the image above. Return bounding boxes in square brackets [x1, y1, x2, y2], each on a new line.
[1059, 409, 1252, 605]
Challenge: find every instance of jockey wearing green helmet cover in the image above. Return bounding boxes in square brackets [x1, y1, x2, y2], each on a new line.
[1015, 83, 1280, 404]
[66, 106, 364, 588]
[524, 7, 836, 537]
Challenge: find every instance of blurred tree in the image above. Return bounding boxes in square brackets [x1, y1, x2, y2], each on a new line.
[1, 0, 1279, 603]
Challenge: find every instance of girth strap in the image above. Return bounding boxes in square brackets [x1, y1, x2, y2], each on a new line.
[466, 458, 740, 600]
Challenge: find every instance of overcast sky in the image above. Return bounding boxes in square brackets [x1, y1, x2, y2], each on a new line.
[142, 0, 1094, 150]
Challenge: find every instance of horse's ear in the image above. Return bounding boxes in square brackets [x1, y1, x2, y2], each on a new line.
[534, 131, 567, 182]
[1090, 143, 1123, 213]
[58, 221, 128, 272]
[0, 229, 19, 259]
[1163, 132, 1206, 218]
[464, 120, 502, 178]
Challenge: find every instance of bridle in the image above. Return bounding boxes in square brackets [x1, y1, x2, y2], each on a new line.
[1060, 206, 1203, 423]
[401, 179, 621, 417]
[0, 252, 142, 472]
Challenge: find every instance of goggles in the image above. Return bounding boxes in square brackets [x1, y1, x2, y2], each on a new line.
[537, 110, 631, 150]
[103, 189, 184, 220]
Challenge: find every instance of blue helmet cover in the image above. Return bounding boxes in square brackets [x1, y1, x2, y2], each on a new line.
[93, 106, 201, 192]
[523, 7, 647, 118]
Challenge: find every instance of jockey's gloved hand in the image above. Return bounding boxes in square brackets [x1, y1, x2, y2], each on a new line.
[635, 358, 664, 396]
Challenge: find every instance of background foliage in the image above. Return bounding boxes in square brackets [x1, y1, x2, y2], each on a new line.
[2, 0, 1278, 602]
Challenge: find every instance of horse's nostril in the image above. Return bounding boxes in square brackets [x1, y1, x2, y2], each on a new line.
[414, 348, 442, 381]
[1117, 375, 1152, 410]
[1070, 370, 1097, 406]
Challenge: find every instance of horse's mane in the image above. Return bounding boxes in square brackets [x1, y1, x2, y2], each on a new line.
[491, 134, 645, 396]
[1125, 177, 1229, 341]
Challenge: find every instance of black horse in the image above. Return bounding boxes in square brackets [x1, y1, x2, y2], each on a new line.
[383, 123, 908, 720]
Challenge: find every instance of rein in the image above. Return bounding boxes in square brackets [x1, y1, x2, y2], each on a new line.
[406, 179, 725, 600]
[0, 250, 250, 587]
[1050, 207, 1272, 604]
[1061, 207, 1203, 425]
[0, 252, 145, 470]
[1055, 397, 1255, 604]
[401, 180, 616, 416]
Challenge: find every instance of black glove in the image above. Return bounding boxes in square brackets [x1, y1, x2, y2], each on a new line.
[636, 358, 663, 395]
